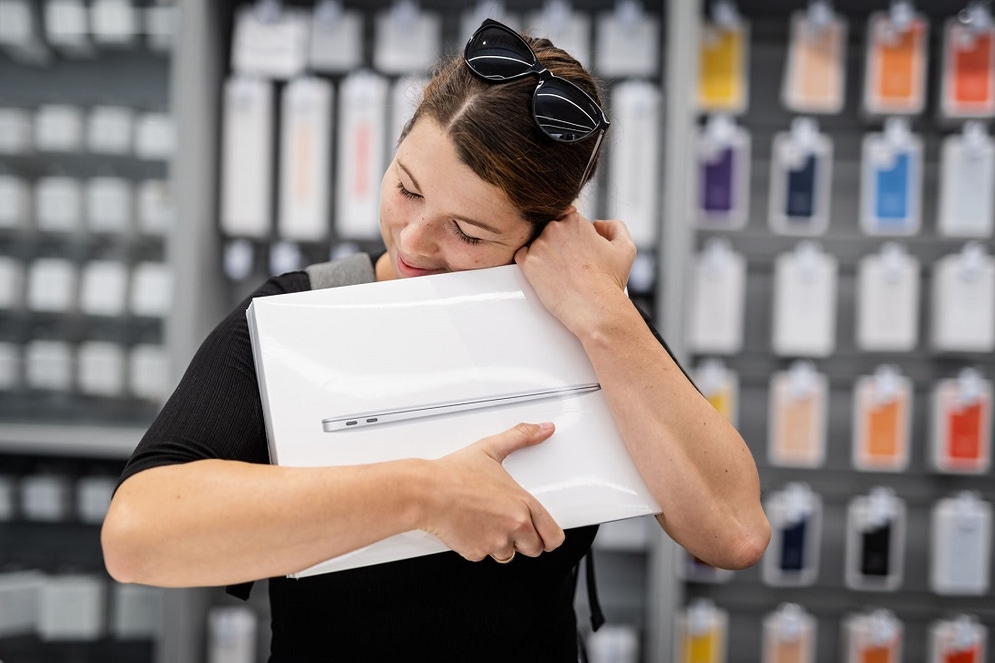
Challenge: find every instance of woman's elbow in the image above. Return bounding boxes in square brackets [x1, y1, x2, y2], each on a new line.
[101, 500, 152, 584]
[718, 514, 771, 570]
[727, 524, 771, 570]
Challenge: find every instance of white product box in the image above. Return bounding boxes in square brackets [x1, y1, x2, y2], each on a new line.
[76, 475, 117, 524]
[144, 3, 175, 52]
[308, 3, 362, 73]
[0, 174, 30, 228]
[86, 106, 134, 154]
[129, 262, 172, 317]
[24, 340, 73, 391]
[44, 0, 93, 55]
[85, 176, 132, 233]
[27, 258, 77, 312]
[0, 256, 25, 309]
[80, 260, 128, 316]
[278, 76, 333, 242]
[207, 606, 257, 663]
[247, 264, 660, 576]
[0, 570, 44, 637]
[0, 107, 33, 154]
[133, 112, 175, 160]
[34, 104, 83, 152]
[128, 344, 170, 400]
[21, 474, 70, 522]
[35, 177, 83, 232]
[587, 624, 640, 663]
[606, 80, 662, 249]
[110, 583, 162, 639]
[231, 4, 309, 79]
[77, 341, 125, 397]
[220, 76, 273, 238]
[89, 0, 137, 46]
[137, 179, 174, 236]
[38, 574, 106, 641]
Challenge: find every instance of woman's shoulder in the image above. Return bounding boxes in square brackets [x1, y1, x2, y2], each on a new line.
[252, 270, 311, 298]
[249, 252, 377, 301]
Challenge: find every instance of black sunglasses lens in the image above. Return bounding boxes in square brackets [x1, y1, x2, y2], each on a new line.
[465, 25, 536, 80]
[533, 78, 601, 142]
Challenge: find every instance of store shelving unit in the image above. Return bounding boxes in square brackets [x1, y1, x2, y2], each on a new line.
[680, 2, 995, 661]
[0, 3, 177, 660]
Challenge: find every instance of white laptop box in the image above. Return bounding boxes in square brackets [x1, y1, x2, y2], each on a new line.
[247, 263, 659, 577]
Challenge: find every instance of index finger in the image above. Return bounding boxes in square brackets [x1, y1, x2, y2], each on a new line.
[528, 497, 566, 551]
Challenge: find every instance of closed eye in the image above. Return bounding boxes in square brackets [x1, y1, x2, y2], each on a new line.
[396, 179, 482, 245]
[396, 180, 421, 199]
[452, 222, 482, 245]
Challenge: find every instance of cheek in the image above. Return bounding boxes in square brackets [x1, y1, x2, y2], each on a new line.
[379, 194, 403, 232]
[456, 245, 520, 270]
[378, 175, 400, 227]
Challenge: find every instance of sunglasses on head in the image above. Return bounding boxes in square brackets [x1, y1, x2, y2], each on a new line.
[463, 18, 610, 186]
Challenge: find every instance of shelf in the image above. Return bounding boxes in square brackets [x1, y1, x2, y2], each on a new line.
[0, 423, 143, 459]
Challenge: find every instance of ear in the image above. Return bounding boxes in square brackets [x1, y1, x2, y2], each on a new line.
[555, 205, 577, 221]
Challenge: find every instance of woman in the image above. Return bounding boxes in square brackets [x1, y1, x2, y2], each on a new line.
[102, 19, 769, 661]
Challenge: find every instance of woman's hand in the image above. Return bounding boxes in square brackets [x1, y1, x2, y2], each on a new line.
[419, 422, 565, 562]
[514, 209, 637, 338]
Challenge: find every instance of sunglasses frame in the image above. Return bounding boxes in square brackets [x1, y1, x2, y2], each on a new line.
[463, 18, 610, 187]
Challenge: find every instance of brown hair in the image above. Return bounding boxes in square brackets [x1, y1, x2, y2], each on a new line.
[401, 35, 607, 237]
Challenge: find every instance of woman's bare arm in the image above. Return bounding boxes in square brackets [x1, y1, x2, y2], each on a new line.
[102, 422, 564, 587]
[516, 213, 770, 570]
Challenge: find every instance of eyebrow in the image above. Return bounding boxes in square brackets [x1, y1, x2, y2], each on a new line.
[397, 161, 505, 235]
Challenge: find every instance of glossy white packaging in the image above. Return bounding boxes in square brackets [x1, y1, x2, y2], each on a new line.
[0, 174, 30, 229]
[931, 492, 992, 595]
[334, 71, 388, 240]
[77, 341, 125, 397]
[128, 344, 171, 401]
[278, 76, 333, 242]
[86, 106, 134, 155]
[607, 80, 662, 250]
[247, 264, 660, 576]
[24, 340, 73, 392]
[220, 76, 273, 238]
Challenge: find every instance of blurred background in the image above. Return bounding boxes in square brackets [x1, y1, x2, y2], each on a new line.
[0, 0, 993, 661]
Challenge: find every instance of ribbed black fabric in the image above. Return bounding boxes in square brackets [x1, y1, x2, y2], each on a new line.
[268, 528, 597, 662]
[117, 264, 608, 662]
[120, 271, 311, 480]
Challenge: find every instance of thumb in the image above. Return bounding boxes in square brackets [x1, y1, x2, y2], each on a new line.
[482, 422, 555, 463]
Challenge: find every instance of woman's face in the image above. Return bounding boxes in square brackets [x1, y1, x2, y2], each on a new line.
[377, 118, 533, 280]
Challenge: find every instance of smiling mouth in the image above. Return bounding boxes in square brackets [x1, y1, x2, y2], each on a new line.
[397, 254, 443, 276]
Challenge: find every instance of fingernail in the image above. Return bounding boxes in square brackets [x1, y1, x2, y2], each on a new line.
[539, 422, 554, 432]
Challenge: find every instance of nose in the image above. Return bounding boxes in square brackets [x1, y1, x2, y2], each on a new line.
[398, 215, 438, 258]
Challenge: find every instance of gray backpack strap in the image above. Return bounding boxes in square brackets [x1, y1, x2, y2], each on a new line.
[304, 253, 375, 290]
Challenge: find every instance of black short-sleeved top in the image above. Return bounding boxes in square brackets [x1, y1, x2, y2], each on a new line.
[119, 262, 608, 662]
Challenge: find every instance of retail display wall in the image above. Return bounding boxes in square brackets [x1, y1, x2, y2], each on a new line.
[681, 2, 995, 662]
[0, 1, 177, 660]
[7, 1, 994, 662]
